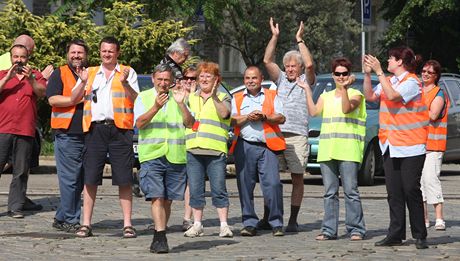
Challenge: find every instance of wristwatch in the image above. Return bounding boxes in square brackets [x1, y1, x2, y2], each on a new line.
[297, 40, 305, 44]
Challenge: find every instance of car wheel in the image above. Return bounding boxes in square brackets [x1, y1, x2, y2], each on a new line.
[358, 141, 378, 186]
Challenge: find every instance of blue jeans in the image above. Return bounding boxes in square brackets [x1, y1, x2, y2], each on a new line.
[234, 139, 283, 228]
[186, 152, 229, 208]
[54, 134, 85, 224]
[320, 160, 366, 237]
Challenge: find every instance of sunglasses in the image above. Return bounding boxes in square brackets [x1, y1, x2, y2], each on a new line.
[333, 71, 349, 77]
[92, 89, 97, 103]
[183, 76, 196, 81]
[421, 70, 436, 75]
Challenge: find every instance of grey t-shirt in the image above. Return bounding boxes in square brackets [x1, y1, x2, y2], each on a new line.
[276, 71, 309, 136]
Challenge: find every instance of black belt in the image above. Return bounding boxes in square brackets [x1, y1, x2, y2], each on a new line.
[240, 137, 266, 147]
[93, 119, 115, 125]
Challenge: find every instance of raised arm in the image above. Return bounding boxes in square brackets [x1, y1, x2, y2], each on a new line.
[364, 54, 402, 102]
[297, 78, 323, 116]
[296, 21, 315, 85]
[135, 93, 168, 129]
[263, 17, 281, 82]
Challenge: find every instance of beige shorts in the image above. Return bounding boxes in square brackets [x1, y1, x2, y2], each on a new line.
[421, 151, 444, 204]
[278, 133, 309, 174]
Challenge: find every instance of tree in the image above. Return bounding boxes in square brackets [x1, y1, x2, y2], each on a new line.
[193, 0, 361, 72]
[49, 0, 361, 73]
[379, 0, 460, 72]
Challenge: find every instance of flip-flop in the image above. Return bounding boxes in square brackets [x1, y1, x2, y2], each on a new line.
[123, 226, 137, 238]
[315, 233, 336, 241]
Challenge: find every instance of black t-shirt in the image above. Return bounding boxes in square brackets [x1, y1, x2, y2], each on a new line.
[46, 66, 84, 135]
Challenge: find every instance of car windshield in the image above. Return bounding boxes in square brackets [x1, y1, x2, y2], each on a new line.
[312, 77, 379, 110]
[138, 75, 152, 92]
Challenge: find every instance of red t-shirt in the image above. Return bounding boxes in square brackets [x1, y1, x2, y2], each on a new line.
[0, 70, 46, 137]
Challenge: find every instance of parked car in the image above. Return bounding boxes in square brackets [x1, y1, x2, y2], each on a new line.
[307, 72, 460, 186]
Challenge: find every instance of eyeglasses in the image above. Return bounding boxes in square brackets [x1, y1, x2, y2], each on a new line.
[183, 76, 196, 81]
[421, 70, 436, 75]
[333, 71, 349, 77]
[92, 89, 97, 103]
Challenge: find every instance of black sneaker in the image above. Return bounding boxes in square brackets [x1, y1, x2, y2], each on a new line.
[272, 226, 284, 237]
[23, 197, 43, 211]
[256, 219, 271, 230]
[7, 210, 24, 219]
[62, 223, 81, 233]
[52, 218, 66, 230]
[240, 226, 257, 237]
[150, 234, 169, 253]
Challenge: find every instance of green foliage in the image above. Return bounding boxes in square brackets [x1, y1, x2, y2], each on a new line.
[198, 0, 360, 72]
[379, 0, 460, 72]
[40, 139, 54, 156]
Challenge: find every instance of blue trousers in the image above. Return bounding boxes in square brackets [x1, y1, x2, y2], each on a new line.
[234, 139, 283, 228]
[54, 134, 84, 224]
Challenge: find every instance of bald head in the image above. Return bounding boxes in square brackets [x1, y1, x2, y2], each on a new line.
[13, 35, 35, 55]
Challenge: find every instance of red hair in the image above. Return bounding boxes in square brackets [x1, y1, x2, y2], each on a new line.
[197, 61, 221, 81]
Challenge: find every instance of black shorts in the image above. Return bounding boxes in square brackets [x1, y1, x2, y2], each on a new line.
[83, 123, 133, 186]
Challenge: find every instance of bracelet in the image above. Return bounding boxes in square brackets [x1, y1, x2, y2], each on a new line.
[297, 40, 304, 44]
[376, 72, 384, 77]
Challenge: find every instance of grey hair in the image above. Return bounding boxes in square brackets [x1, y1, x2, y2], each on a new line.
[166, 38, 191, 55]
[283, 50, 303, 67]
[153, 64, 175, 81]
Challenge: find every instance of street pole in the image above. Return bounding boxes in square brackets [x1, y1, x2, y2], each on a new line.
[361, 0, 365, 72]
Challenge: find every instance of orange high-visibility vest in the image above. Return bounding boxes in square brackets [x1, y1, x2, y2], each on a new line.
[50, 65, 77, 129]
[378, 73, 429, 147]
[424, 86, 449, 151]
[229, 89, 286, 154]
[82, 65, 134, 132]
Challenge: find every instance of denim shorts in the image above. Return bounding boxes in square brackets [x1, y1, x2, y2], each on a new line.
[139, 156, 186, 201]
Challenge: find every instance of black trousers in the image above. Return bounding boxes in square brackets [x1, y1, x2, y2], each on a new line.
[383, 151, 427, 240]
[0, 133, 33, 211]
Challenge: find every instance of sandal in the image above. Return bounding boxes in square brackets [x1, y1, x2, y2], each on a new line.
[350, 234, 364, 241]
[75, 225, 93, 238]
[315, 233, 336, 241]
[123, 226, 137, 238]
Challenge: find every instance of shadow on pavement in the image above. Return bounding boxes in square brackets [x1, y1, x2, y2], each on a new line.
[171, 239, 238, 252]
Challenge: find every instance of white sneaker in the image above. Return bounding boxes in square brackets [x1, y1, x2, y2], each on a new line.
[435, 219, 446, 230]
[184, 224, 204, 237]
[425, 221, 430, 228]
[219, 225, 233, 238]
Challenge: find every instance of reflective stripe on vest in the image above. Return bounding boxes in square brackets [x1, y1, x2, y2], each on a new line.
[424, 86, 449, 151]
[378, 73, 428, 147]
[185, 92, 230, 153]
[137, 88, 186, 164]
[229, 89, 286, 154]
[50, 65, 77, 129]
[317, 88, 366, 163]
[82, 65, 134, 132]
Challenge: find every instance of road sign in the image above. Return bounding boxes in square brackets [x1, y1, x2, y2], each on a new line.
[362, 0, 371, 25]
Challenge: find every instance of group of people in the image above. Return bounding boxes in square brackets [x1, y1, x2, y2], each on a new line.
[0, 17, 448, 254]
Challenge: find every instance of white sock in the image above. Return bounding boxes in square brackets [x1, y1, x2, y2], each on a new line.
[220, 222, 228, 228]
[194, 221, 202, 227]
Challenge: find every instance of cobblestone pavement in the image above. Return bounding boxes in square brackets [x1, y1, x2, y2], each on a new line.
[0, 160, 459, 260]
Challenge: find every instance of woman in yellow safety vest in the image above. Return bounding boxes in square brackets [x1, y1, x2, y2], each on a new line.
[298, 57, 367, 241]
